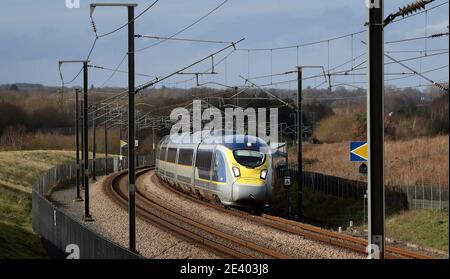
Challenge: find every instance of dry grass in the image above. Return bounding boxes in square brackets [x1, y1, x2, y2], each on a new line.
[0, 150, 81, 258]
[313, 114, 356, 143]
[299, 135, 449, 188]
[0, 150, 76, 193]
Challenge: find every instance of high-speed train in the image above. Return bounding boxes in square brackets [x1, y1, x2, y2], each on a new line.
[155, 131, 273, 210]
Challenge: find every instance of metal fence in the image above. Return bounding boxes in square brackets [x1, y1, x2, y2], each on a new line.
[32, 155, 154, 259]
[276, 166, 449, 211]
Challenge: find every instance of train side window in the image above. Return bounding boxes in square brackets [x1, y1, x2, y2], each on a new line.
[178, 148, 194, 166]
[159, 146, 167, 161]
[212, 151, 226, 183]
[167, 148, 177, 163]
[196, 150, 213, 180]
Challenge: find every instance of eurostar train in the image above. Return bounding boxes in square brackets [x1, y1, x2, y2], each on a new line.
[155, 132, 273, 210]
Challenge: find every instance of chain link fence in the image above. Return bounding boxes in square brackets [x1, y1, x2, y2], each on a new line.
[276, 166, 449, 211]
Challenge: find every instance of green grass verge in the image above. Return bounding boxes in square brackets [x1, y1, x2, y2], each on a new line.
[386, 209, 448, 252]
[0, 185, 47, 258]
[0, 150, 78, 259]
[271, 180, 449, 252]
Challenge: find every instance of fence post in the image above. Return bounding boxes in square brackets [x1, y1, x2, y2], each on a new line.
[439, 177, 442, 210]
[406, 186, 410, 209]
[430, 185, 433, 210]
[414, 184, 417, 210]
[422, 184, 425, 209]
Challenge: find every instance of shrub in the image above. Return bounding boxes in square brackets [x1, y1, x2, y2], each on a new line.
[313, 114, 355, 143]
[0, 103, 28, 134]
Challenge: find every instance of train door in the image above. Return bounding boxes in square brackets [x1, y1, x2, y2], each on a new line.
[159, 145, 167, 176]
[177, 147, 194, 185]
[194, 148, 213, 191]
[212, 148, 227, 197]
[166, 146, 177, 180]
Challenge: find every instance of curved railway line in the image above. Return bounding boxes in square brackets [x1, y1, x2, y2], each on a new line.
[108, 166, 434, 259]
[107, 166, 290, 259]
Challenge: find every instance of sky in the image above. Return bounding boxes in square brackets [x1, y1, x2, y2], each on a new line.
[0, 0, 448, 90]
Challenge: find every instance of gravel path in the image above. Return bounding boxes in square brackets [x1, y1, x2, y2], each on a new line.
[141, 172, 364, 259]
[51, 176, 222, 259]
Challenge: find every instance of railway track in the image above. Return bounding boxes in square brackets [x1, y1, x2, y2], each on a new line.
[107, 166, 290, 259]
[150, 169, 434, 260]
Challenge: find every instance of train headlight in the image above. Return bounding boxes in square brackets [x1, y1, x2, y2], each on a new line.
[232, 167, 241, 177]
[260, 169, 268, 180]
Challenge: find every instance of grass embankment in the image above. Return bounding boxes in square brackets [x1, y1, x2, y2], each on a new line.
[299, 135, 449, 187]
[0, 150, 76, 259]
[385, 209, 448, 251]
[271, 180, 449, 252]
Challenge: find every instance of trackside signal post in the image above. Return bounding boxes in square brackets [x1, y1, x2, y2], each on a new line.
[90, 2, 138, 253]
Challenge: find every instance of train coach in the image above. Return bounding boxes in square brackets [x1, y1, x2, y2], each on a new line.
[155, 131, 273, 211]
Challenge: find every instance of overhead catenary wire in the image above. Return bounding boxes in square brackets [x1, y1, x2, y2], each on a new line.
[89, 64, 158, 78]
[390, 0, 448, 24]
[62, 0, 448, 97]
[99, 53, 128, 88]
[91, 0, 160, 39]
[135, 34, 233, 45]
[237, 30, 366, 52]
[385, 48, 448, 53]
[236, 49, 448, 88]
[61, 0, 161, 86]
[384, 52, 449, 92]
[97, 0, 230, 88]
[360, 40, 448, 92]
[59, 37, 98, 85]
[385, 32, 449, 44]
[136, 38, 245, 93]
[153, 48, 237, 87]
[385, 64, 449, 82]
[135, 0, 230, 53]
[61, 1, 159, 87]
[333, 50, 448, 75]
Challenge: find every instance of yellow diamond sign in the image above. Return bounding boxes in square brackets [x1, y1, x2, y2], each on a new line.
[350, 141, 368, 162]
[120, 140, 127, 148]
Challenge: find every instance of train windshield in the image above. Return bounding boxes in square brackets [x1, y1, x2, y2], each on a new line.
[233, 150, 265, 168]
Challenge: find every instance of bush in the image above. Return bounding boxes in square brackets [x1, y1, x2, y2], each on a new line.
[28, 107, 72, 129]
[0, 125, 27, 149]
[313, 114, 356, 143]
[0, 103, 28, 135]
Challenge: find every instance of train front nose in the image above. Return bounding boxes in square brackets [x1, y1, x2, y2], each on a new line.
[232, 178, 269, 207]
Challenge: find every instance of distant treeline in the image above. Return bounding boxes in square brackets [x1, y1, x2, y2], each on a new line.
[0, 83, 448, 149]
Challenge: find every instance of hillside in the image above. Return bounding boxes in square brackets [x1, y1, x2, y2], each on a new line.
[0, 150, 76, 258]
[301, 135, 449, 187]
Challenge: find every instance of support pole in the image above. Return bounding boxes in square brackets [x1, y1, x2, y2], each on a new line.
[119, 118, 123, 170]
[92, 106, 97, 181]
[296, 67, 303, 221]
[83, 61, 93, 221]
[152, 127, 155, 161]
[367, 0, 385, 259]
[105, 107, 109, 175]
[80, 100, 85, 189]
[75, 89, 82, 201]
[128, 5, 137, 253]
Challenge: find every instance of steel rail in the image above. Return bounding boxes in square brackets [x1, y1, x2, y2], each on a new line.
[152, 170, 435, 260]
[108, 167, 290, 259]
